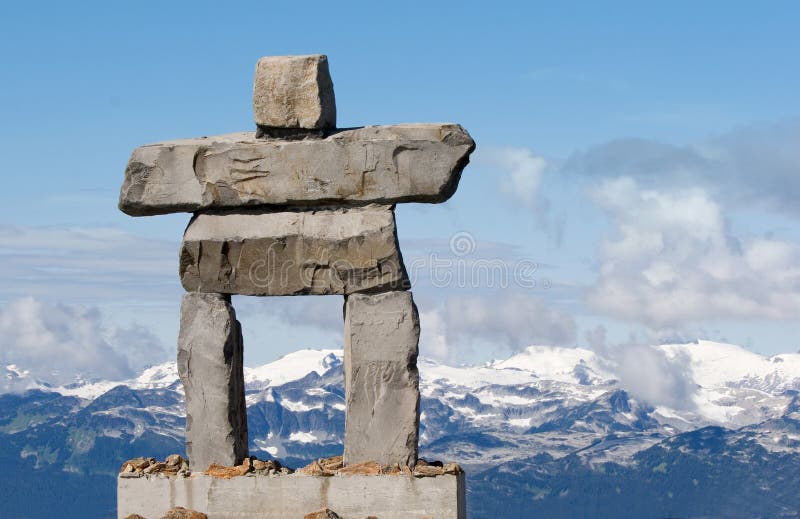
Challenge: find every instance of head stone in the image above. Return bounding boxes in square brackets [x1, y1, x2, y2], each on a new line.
[253, 54, 336, 130]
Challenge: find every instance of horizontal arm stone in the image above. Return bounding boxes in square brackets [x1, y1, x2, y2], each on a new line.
[179, 205, 409, 296]
[119, 124, 474, 216]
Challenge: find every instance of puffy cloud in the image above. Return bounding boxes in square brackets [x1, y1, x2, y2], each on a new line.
[477, 147, 549, 207]
[0, 297, 166, 390]
[419, 310, 450, 361]
[586, 178, 800, 329]
[585, 325, 696, 410]
[419, 294, 577, 361]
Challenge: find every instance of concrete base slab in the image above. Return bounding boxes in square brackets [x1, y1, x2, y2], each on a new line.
[118, 472, 465, 519]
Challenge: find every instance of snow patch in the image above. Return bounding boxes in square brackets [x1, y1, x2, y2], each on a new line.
[289, 431, 317, 443]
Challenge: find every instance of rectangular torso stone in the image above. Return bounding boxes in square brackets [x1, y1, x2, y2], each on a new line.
[179, 205, 408, 296]
[119, 124, 474, 216]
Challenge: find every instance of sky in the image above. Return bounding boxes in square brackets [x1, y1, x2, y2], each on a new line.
[1, 1, 799, 388]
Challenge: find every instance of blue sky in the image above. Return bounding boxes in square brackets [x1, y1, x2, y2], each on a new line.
[1, 1, 799, 383]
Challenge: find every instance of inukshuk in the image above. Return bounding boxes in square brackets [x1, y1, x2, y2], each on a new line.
[118, 54, 474, 512]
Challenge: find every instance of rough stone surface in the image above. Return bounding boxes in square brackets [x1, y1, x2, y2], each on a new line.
[118, 472, 466, 519]
[179, 206, 408, 296]
[178, 293, 248, 470]
[161, 507, 207, 519]
[304, 509, 341, 519]
[204, 462, 251, 479]
[120, 456, 189, 478]
[118, 124, 475, 216]
[343, 291, 420, 468]
[253, 55, 336, 129]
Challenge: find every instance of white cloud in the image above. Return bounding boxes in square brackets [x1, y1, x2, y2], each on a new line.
[478, 147, 548, 207]
[586, 325, 696, 411]
[0, 225, 178, 304]
[587, 178, 800, 329]
[0, 297, 166, 390]
[419, 310, 449, 361]
[564, 118, 800, 217]
[419, 294, 577, 362]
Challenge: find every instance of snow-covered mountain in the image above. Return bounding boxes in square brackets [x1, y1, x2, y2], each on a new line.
[2, 340, 800, 519]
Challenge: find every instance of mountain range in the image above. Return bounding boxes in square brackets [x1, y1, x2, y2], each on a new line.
[2, 340, 800, 518]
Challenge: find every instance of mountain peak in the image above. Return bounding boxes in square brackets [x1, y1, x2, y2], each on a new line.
[245, 348, 342, 390]
[492, 345, 612, 385]
[659, 340, 800, 391]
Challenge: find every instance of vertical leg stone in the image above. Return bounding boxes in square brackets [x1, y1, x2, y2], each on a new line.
[178, 292, 248, 470]
[343, 290, 420, 468]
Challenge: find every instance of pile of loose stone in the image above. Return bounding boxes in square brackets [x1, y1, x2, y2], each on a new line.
[296, 456, 463, 478]
[120, 453, 462, 482]
[125, 508, 207, 519]
[119, 455, 189, 478]
[119, 55, 474, 477]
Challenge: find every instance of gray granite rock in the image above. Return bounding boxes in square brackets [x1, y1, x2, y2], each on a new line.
[253, 55, 336, 129]
[179, 205, 408, 296]
[177, 293, 248, 470]
[118, 124, 475, 216]
[343, 291, 420, 468]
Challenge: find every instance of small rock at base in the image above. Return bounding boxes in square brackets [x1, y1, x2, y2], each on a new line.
[143, 462, 166, 474]
[303, 508, 341, 519]
[298, 460, 332, 477]
[165, 454, 184, 468]
[250, 457, 283, 473]
[123, 515, 146, 519]
[121, 457, 151, 473]
[413, 465, 444, 477]
[204, 462, 251, 479]
[443, 462, 463, 475]
[160, 507, 207, 519]
[337, 461, 383, 476]
[318, 455, 343, 472]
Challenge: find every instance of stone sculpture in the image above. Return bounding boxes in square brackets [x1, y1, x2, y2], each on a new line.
[118, 54, 474, 518]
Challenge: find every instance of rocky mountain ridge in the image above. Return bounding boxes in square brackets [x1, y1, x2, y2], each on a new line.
[2, 340, 800, 518]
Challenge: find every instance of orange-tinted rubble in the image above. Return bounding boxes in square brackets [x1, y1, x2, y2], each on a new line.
[119, 454, 462, 479]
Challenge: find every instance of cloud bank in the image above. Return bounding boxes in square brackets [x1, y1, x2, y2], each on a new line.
[586, 325, 696, 411]
[0, 225, 178, 304]
[564, 118, 800, 217]
[477, 146, 549, 208]
[0, 297, 166, 390]
[420, 294, 577, 362]
[586, 177, 800, 330]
